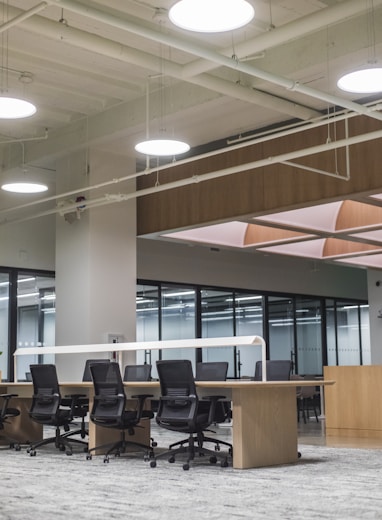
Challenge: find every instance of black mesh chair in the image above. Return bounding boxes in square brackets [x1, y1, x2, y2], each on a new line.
[254, 360, 292, 381]
[86, 362, 154, 463]
[195, 361, 232, 452]
[27, 364, 88, 456]
[150, 359, 231, 471]
[123, 364, 151, 382]
[0, 394, 21, 450]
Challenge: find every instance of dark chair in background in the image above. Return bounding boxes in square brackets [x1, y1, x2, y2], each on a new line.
[83, 358, 110, 382]
[27, 364, 88, 456]
[123, 364, 151, 382]
[150, 359, 231, 471]
[254, 360, 292, 381]
[86, 362, 154, 463]
[298, 384, 320, 423]
[0, 394, 21, 450]
[123, 363, 156, 447]
[195, 361, 233, 453]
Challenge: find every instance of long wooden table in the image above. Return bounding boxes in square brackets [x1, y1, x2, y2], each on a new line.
[0, 380, 334, 469]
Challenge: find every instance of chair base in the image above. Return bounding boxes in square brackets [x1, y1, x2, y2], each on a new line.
[151, 432, 232, 470]
[86, 431, 154, 463]
[27, 426, 88, 456]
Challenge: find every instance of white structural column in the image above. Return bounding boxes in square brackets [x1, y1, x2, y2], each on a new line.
[54, 148, 137, 380]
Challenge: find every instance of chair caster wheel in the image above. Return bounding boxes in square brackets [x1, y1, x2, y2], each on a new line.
[29, 450, 36, 456]
[14, 444, 21, 451]
[150, 460, 157, 468]
[209, 456, 217, 464]
[86, 454, 92, 460]
[151, 442, 158, 447]
[168, 456, 175, 463]
[298, 451, 302, 458]
[183, 463, 190, 471]
[214, 445, 220, 452]
[103, 456, 109, 463]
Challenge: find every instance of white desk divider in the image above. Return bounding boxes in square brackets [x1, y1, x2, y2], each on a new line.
[13, 335, 267, 382]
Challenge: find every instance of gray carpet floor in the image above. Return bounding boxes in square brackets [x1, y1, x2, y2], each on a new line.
[1, 427, 381, 520]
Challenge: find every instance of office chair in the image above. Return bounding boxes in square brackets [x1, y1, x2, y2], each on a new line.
[194, 361, 232, 452]
[27, 364, 88, 456]
[123, 364, 157, 447]
[254, 360, 292, 381]
[0, 393, 21, 450]
[123, 364, 151, 382]
[59, 359, 110, 442]
[86, 362, 154, 463]
[150, 359, 231, 471]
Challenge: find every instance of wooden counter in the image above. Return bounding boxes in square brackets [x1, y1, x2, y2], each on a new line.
[324, 365, 382, 438]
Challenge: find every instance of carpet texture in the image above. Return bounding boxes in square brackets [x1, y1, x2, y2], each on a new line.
[0, 440, 381, 519]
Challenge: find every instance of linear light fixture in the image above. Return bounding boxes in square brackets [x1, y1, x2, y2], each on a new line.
[169, 0, 255, 33]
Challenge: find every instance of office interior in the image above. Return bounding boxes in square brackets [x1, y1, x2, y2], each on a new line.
[0, 1, 382, 431]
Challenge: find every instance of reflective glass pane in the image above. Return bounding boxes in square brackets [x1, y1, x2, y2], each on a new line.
[0, 273, 9, 380]
[325, 300, 337, 366]
[161, 285, 196, 370]
[295, 297, 322, 375]
[136, 284, 159, 368]
[268, 296, 294, 361]
[17, 274, 55, 381]
[336, 302, 361, 365]
[201, 289, 235, 376]
[360, 305, 371, 365]
[235, 292, 263, 378]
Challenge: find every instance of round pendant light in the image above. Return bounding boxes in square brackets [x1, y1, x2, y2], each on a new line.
[135, 139, 190, 156]
[337, 67, 382, 94]
[169, 0, 255, 33]
[0, 96, 36, 119]
[1, 182, 48, 193]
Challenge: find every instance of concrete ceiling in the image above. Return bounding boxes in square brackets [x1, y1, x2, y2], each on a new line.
[1, 0, 382, 269]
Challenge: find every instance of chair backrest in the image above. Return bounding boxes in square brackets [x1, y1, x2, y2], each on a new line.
[89, 362, 125, 421]
[254, 360, 292, 381]
[156, 359, 197, 397]
[82, 358, 110, 382]
[123, 364, 152, 382]
[195, 361, 228, 381]
[29, 364, 61, 417]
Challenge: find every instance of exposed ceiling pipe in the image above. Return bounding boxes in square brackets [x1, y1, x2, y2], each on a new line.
[0, 1, 50, 33]
[183, 0, 382, 77]
[5, 5, 317, 121]
[3, 126, 382, 227]
[0, 106, 367, 218]
[50, 0, 382, 123]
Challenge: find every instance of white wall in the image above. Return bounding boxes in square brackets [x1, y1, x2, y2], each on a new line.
[137, 238, 368, 300]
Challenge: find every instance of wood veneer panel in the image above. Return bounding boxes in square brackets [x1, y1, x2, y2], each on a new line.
[138, 116, 382, 235]
[324, 366, 382, 435]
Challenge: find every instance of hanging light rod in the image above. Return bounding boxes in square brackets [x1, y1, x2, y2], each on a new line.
[169, 0, 255, 33]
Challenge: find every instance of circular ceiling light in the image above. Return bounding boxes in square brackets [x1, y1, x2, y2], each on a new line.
[0, 96, 36, 119]
[337, 67, 382, 94]
[169, 0, 255, 33]
[1, 182, 48, 193]
[135, 139, 190, 156]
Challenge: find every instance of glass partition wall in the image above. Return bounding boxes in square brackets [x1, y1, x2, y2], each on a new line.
[0, 267, 370, 381]
[137, 280, 369, 379]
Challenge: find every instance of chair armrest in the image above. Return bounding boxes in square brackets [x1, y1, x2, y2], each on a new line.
[131, 394, 154, 419]
[0, 393, 19, 399]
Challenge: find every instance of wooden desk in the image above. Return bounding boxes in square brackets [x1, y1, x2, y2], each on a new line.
[0, 380, 334, 469]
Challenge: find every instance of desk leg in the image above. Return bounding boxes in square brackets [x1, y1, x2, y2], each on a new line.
[232, 387, 298, 469]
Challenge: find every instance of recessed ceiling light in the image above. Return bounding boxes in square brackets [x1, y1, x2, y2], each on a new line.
[169, 0, 255, 33]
